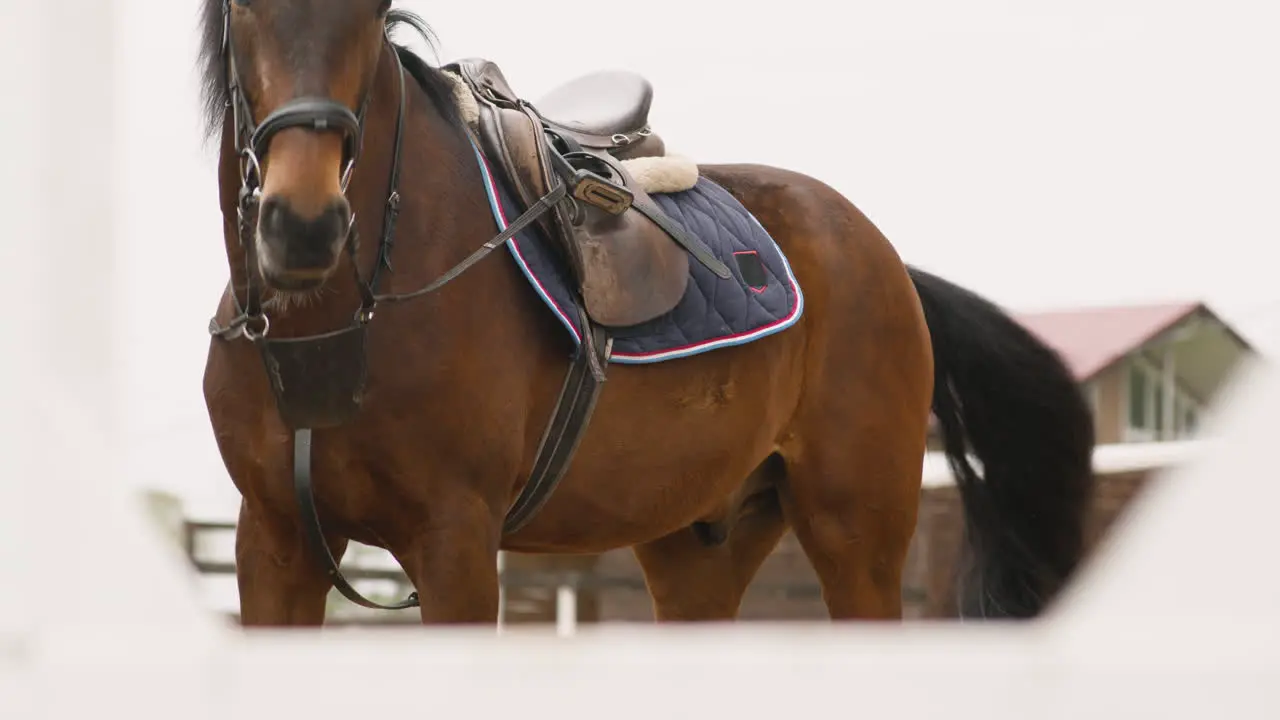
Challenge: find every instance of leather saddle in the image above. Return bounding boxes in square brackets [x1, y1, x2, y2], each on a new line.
[447, 58, 731, 328]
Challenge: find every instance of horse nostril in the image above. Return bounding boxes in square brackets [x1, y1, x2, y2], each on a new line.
[258, 196, 351, 247]
[259, 196, 286, 238]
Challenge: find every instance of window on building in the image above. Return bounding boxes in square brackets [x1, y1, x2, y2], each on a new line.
[1128, 363, 1148, 430]
[1153, 379, 1164, 433]
[1125, 357, 1203, 442]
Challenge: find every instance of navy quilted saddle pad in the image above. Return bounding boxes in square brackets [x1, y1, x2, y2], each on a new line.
[470, 144, 804, 364]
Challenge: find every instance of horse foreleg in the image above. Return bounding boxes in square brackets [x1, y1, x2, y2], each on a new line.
[395, 496, 502, 625]
[234, 499, 345, 627]
[632, 494, 788, 621]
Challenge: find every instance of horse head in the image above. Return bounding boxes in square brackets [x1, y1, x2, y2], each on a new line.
[221, 0, 392, 291]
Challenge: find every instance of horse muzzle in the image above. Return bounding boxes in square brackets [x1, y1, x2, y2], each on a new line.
[255, 194, 352, 291]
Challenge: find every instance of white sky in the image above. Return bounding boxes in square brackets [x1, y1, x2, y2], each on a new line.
[113, 0, 1279, 518]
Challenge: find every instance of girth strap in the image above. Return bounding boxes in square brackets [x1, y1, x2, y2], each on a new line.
[503, 322, 612, 535]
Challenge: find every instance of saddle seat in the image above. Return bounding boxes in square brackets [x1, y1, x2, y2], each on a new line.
[533, 71, 665, 160]
[447, 57, 729, 330]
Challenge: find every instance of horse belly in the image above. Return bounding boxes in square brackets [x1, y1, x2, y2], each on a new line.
[502, 332, 804, 553]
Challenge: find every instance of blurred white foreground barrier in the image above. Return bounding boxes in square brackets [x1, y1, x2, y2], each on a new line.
[3, 1, 1278, 718]
[1, 1, 224, 718]
[1050, 353, 1280, 629]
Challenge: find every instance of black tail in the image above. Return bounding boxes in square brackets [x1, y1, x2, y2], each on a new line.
[908, 266, 1095, 619]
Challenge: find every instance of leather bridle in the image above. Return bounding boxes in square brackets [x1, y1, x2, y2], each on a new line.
[212, 0, 407, 344]
[210, 4, 562, 343]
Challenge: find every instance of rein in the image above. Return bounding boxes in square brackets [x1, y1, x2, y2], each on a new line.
[207, 3, 604, 612]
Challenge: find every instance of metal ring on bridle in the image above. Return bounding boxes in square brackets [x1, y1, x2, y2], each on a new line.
[242, 312, 270, 341]
[239, 147, 262, 187]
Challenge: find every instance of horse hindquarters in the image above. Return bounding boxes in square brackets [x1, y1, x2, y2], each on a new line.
[719, 165, 939, 620]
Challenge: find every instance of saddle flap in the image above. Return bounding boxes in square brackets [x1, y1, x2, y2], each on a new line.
[566, 156, 690, 328]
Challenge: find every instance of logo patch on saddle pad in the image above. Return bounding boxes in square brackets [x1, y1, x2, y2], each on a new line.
[471, 145, 804, 364]
[734, 251, 770, 292]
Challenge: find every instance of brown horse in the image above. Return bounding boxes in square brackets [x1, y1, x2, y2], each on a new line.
[198, 0, 1094, 626]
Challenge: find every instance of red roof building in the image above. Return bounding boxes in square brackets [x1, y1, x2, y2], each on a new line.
[1011, 301, 1255, 444]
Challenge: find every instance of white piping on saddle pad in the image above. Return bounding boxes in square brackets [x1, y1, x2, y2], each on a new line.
[440, 70, 699, 195]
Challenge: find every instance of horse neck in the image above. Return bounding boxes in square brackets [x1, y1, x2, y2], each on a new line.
[216, 44, 477, 336]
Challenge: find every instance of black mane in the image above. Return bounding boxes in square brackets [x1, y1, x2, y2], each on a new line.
[196, 1, 462, 141]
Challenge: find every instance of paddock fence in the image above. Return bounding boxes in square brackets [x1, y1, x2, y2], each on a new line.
[178, 438, 1201, 630]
